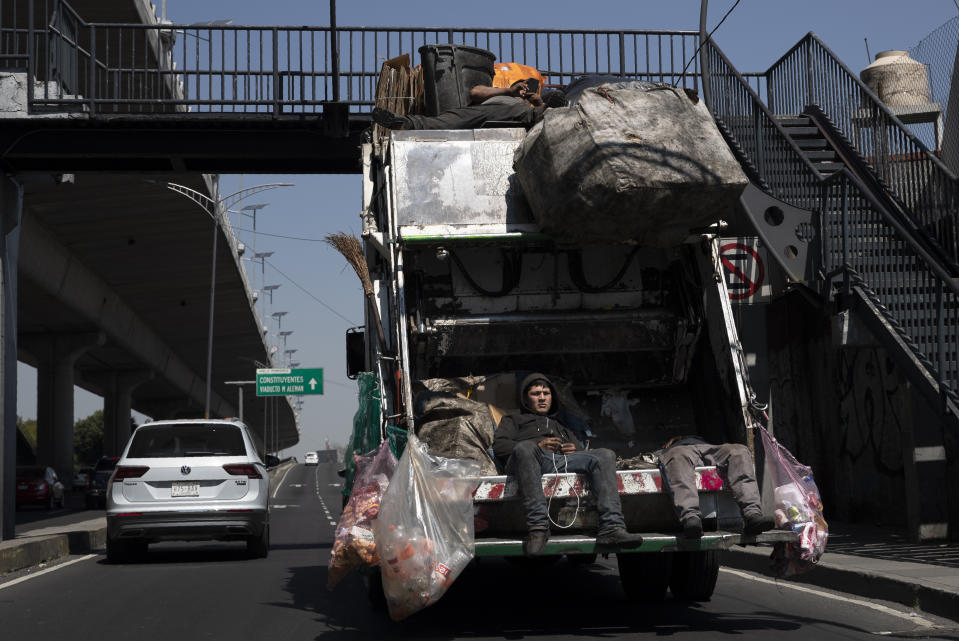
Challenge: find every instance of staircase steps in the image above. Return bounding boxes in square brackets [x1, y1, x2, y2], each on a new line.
[774, 115, 845, 178]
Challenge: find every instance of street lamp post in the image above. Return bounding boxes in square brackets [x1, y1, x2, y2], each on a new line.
[253, 251, 275, 308]
[167, 181, 292, 418]
[224, 380, 255, 423]
[268, 311, 287, 368]
[262, 283, 281, 301]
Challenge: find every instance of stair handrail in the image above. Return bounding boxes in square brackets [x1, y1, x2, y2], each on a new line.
[822, 166, 959, 405]
[824, 166, 959, 298]
[804, 103, 959, 275]
[706, 39, 959, 406]
[703, 40, 829, 201]
[764, 32, 959, 263]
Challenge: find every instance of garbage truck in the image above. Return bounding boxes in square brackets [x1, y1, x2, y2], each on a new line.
[340, 80, 797, 604]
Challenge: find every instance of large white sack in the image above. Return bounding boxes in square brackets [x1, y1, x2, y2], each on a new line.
[513, 82, 748, 246]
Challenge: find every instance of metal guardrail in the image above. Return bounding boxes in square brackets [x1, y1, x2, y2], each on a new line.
[705, 38, 959, 407]
[764, 33, 959, 268]
[0, 0, 703, 115]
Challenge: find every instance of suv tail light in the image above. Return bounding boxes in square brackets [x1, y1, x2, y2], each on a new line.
[223, 464, 262, 479]
[113, 466, 149, 481]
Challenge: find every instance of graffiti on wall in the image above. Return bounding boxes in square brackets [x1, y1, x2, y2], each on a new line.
[835, 348, 906, 477]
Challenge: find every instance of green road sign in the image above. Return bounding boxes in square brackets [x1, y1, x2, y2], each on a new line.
[256, 368, 323, 396]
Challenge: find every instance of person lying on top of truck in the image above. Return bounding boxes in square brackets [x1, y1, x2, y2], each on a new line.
[491, 372, 645, 555]
[371, 78, 567, 131]
[659, 435, 775, 538]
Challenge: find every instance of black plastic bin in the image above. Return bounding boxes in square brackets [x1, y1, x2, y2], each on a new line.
[418, 44, 496, 115]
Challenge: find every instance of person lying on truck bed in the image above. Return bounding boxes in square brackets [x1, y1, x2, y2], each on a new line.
[659, 435, 775, 538]
[491, 372, 645, 555]
[371, 78, 568, 131]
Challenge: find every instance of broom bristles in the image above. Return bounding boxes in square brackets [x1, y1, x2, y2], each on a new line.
[325, 232, 374, 296]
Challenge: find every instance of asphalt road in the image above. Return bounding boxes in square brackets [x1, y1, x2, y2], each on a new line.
[2, 461, 957, 640]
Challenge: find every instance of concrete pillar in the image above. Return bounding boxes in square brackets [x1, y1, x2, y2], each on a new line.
[22, 331, 105, 490]
[0, 175, 22, 541]
[99, 369, 152, 456]
[903, 393, 951, 541]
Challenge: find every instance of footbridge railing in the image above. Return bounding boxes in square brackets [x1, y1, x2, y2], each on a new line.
[0, 0, 704, 116]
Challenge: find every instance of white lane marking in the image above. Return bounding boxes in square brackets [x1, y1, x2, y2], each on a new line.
[719, 568, 938, 628]
[0, 554, 97, 591]
[271, 505, 300, 509]
[314, 464, 339, 529]
[271, 464, 295, 499]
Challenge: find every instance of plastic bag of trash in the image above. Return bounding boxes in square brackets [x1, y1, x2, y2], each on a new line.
[327, 440, 398, 589]
[513, 80, 747, 247]
[373, 433, 481, 621]
[414, 387, 498, 475]
[758, 425, 828, 577]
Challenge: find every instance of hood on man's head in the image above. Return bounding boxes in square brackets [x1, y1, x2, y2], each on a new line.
[518, 371, 559, 415]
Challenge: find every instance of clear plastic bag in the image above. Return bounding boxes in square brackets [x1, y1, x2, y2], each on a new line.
[758, 425, 828, 577]
[327, 440, 398, 589]
[372, 433, 481, 621]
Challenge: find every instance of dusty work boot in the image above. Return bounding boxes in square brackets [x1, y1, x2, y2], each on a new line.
[371, 107, 412, 130]
[743, 513, 775, 536]
[596, 527, 644, 549]
[525, 529, 550, 556]
[682, 515, 703, 539]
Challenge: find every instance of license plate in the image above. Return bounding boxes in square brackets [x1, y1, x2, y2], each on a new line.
[171, 481, 199, 497]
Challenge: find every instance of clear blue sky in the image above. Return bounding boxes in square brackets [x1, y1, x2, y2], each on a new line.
[17, 0, 959, 456]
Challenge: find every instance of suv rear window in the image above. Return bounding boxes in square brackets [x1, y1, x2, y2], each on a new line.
[126, 424, 247, 458]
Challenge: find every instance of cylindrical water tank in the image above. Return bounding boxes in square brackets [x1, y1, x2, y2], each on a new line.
[860, 50, 932, 107]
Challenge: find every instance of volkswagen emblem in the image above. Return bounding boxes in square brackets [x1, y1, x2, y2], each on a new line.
[180, 465, 191, 476]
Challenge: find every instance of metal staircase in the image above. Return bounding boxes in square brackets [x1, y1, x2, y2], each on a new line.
[704, 36, 958, 540]
[775, 115, 843, 177]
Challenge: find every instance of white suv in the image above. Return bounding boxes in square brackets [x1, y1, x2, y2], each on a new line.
[106, 419, 269, 562]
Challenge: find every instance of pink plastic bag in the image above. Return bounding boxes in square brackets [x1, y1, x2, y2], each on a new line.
[327, 440, 398, 589]
[758, 425, 828, 577]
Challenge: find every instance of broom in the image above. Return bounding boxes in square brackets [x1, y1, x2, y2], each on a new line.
[325, 232, 388, 350]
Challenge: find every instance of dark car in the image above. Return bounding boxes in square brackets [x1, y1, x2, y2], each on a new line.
[16, 466, 66, 509]
[85, 456, 119, 509]
[73, 467, 95, 492]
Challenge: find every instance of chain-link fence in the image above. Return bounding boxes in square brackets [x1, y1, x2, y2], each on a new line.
[909, 15, 959, 164]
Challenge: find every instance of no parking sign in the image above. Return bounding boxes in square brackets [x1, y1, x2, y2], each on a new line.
[720, 240, 766, 302]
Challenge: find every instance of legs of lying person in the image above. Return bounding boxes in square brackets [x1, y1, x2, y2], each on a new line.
[661, 442, 774, 537]
[505, 441, 643, 553]
[661, 445, 706, 537]
[372, 96, 545, 131]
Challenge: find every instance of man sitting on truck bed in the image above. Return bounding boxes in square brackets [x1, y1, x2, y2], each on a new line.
[659, 436, 775, 538]
[492, 372, 645, 555]
[372, 79, 565, 131]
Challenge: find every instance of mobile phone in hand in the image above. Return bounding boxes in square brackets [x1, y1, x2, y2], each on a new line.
[525, 78, 540, 93]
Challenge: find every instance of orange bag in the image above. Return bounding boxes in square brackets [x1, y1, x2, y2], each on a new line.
[492, 62, 545, 89]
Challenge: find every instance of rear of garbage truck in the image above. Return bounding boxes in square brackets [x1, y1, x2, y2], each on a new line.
[339, 119, 794, 603]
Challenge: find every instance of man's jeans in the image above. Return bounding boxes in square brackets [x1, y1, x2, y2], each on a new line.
[505, 440, 626, 534]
